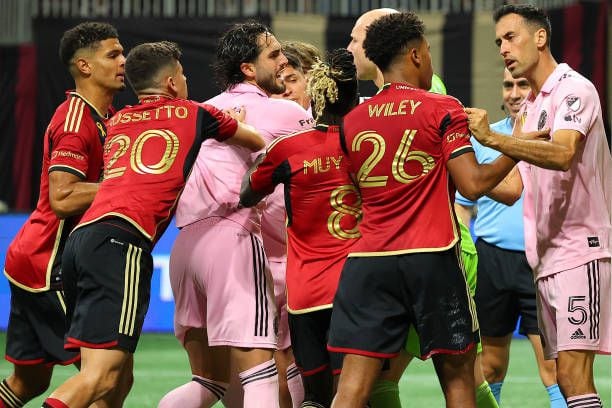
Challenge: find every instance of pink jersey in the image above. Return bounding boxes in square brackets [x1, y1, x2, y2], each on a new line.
[179, 83, 312, 258]
[518, 63, 612, 279]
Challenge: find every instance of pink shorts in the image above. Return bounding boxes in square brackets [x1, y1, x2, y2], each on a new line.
[536, 258, 611, 359]
[269, 260, 291, 351]
[170, 218, 278, 348]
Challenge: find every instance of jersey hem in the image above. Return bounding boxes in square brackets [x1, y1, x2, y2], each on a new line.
[348, 238, 458, 257]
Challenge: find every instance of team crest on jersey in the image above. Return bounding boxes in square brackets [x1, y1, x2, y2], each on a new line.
[538, 110, 547, 130]
[566, 95, 581, 111]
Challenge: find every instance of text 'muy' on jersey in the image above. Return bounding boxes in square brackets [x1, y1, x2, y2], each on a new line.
[76, 96, 237, 244]
[249, 125, 361, 313]
[4, 91, 107, 291]
[341, 83, 473, 256]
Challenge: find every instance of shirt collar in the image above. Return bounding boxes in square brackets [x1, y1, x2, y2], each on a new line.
[227, 82, 268, 98]
[540, 63, 571, 94]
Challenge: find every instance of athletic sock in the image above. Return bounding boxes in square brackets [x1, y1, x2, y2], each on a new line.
[239, 359, 279, 408]
[42, 398, 69, 408]
[489, 382, 503, 404]
[546, 384, 567, 408]
[369, 379, 401, 408]
[0, 380, 24, 408]
[566, 393, 602, 408]
[475, 381, 499, 408]
[286, 363, 304, 407]
[157, 375, 228, 408]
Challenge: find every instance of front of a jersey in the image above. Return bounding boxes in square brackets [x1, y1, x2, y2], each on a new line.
[77, 96, 237, 243]
[342, 83, 473, 256]
[249, 125, 361, 313]
[4, 91, 107, 291]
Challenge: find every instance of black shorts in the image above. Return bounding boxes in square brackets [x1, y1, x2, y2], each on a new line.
[5, 283, 79, 366]
[62, 218, 153, 353]
[328, 248, 479, 359]
[474, 239, 539, 337]
[288, 308, 343, 376]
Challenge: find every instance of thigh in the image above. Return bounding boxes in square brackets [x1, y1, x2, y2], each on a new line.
[270, 260, 291, 351]
[513, 253, 539, 336]
[6, 284, 79, 366]
[289, 309, 336, 375]
[328, 256, 411, 359]
[474, 240, 520, 337]
[66, 223, 153, 354]
[203, 225, 277, 349]
[405, 248, 479, 359]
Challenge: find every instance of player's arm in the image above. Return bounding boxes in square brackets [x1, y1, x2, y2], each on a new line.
[485, 166, 523, 205]
[448, 150, 518, 201]
[49, 171, 99, 218]
[239, 153, 268, 207]
[225, 122, 265, 151]
[202, 104, 265, 152]
[466, 107, 579, 171]
[454, 203, 474, 227]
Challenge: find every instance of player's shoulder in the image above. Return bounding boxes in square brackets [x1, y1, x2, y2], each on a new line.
[267, 127, 317, 154]
[49, 93, 98, 136]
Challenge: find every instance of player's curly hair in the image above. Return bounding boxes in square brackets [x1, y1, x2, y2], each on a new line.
[363, 12, 425, 73]
[59, 22, 118, 66]
[493, 4, 551, 46]
[213, 21, 273, 90]
[125, 41, 182, 93]
[282, 41, 322, 74]
[307, 48, 358, 120]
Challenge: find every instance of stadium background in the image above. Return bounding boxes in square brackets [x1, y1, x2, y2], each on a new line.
[0, 0, 610, 406]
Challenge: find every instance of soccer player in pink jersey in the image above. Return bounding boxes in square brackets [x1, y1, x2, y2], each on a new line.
[160, 22, 312, 408]
[466, 5, 611, 408]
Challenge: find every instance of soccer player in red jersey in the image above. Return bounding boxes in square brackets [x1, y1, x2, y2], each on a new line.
[41, 41, 264, 408]
[0, 22, 127, 408]
[241, 48, 360, 408]
[327, 12, 548, 408]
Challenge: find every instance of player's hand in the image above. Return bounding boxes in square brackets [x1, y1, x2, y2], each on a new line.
[224, 106, 246, 123]
[512, 124, 550, 141]
[465, 107, 493, 145]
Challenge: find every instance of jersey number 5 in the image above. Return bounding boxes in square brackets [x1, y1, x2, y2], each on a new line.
[352, 129, 435, 187]
[104, 129, 180, 179]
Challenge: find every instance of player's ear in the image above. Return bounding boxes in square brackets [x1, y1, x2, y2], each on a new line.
[409, 47, 421, 67]
[167, 75, 178, 95]
[74, 56, 91, 76]
[240, 62, 256, 81]
[534, 27, 547, 49]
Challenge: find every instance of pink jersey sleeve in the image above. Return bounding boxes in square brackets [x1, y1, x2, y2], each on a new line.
[551, 79, 597, 139]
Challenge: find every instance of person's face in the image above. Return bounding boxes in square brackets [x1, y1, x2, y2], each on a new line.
[417, 39, 433, 90]
[253, 33, 288, 95]
[172, 61, 188, 99]
[502, 68, 530, 118]
[347, 19, 378, 81]
[86, 38, 126, 91]
[495, 13, 541, 79]
[277, 65, 309, 110]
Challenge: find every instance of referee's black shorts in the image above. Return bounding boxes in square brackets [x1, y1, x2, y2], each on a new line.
[474, 238, 539, 337]
[62, 218, 153, 353]
[328, 247, 479, 359]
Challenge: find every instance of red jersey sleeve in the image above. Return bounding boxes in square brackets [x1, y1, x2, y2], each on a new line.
[48, 124, 93, 179]
[198, 103, 238, 142]
[438, 98, 473, 162]
[249, 138, 289, 195]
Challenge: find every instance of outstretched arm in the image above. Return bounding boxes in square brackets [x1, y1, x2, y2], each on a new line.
[49, 171, 99, 218]
[239, 154, 268, 207]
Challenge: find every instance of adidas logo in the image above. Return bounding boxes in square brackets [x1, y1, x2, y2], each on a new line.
[570, 328, 586, 339]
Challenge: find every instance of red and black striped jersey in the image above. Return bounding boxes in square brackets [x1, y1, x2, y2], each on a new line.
[76, 96, 237, 244]
[4, 91, 108, 291]
[249, 124, 360, 313]
[341, 83, 473, 256]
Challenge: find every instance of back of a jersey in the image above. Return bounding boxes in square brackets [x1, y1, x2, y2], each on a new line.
[342, 83, 473, 256]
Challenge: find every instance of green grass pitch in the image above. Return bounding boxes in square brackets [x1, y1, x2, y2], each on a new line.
[1, 333, 609, 407]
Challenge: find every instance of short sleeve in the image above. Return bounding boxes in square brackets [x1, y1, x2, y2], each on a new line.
[198, 103, 238, 142]
[249, 139, 289, 195]
[48, 127, 91, 179]
[552, 79, 597, 138]
[439, 100, 473, 162]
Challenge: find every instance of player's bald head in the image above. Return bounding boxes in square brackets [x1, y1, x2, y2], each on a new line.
[348, 8, 399, 81]
[354, 8, 399, 29]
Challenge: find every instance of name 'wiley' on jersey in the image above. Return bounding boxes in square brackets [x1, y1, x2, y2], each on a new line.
[368, 98, 422, 117]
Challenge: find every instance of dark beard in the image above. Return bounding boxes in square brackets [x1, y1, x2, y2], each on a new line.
[258, 75, 285, 95]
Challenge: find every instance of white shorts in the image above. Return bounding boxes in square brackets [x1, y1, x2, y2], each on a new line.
[536, 258, 611, 359]
[170, 218, 278, 348]
[269, 260, 291, 351]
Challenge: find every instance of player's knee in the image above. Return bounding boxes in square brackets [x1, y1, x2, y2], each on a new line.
[81, 367, 124, 399]
[9, 372, 52, 399]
